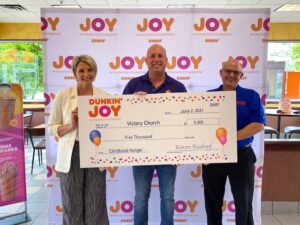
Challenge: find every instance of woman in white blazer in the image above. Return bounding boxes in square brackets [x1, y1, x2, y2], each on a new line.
[48, 55, 109, 225]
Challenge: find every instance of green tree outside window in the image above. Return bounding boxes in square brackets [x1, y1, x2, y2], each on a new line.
[0, 42, 43, 100]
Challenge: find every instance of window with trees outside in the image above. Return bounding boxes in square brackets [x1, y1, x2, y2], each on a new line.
[267, 42, 300, 100]
[0, 41, 299, 101]
[0, 42, 43, 101]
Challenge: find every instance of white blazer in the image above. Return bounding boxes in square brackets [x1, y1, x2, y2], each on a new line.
[47, 85, 107, 173]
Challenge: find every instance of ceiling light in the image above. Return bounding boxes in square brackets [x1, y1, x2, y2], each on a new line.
[275, 4, 300, 12]
[167, 4, 195, 8]
[0, 4, 27, 10]
[51, 4, 81, 8]
[52, 0, 81, 8]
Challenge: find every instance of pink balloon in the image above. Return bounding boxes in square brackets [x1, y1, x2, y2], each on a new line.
[219, 135, 227, 145]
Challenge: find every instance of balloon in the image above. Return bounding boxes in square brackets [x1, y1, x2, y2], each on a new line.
[219, 135, 227, 145]
[89, 130, 101, 142]
[216, 127, 227, 140]
[89, 130, 102, 147]
[93, 136, 102, 147]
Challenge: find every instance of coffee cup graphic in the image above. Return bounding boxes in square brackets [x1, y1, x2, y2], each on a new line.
[0, 161, 17, 202]
[0, 96, 16, 130]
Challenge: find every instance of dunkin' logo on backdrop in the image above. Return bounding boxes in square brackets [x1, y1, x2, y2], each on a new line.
[175, 200, 199, 214]
[41, 17, 60, 32]
[251, 18, 270, 32]
[46, 165, 60, 178]
[222, 200, 235, 213]
[88, 98, 122, 118]
[190, 165, 202, 178]
[228, 56, 259, 71]
[193, 17, 231, 32]
[44, 92, 55, 106]
[110, 200, 134, 213]
[167, 56, 202, 70]
[137, 18, 174, 32]
[109, 55, 202, 71]
[255, 165, 263, 179]
[110, 56, 146, 70]
[107, 167, 118, 178]
[109, 200, 198, 214]
[52, 55, 74, 70]
[79, 17, 117, 32]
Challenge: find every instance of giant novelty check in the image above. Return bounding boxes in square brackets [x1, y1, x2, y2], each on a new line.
[78, 92, 237, 168]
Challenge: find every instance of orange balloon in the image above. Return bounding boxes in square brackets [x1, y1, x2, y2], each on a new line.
[93, 136, 101, 147]
[216, 127, 227, 140]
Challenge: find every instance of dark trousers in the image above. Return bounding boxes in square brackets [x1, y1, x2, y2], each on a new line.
[59, 141, 109, 225]
[202, 146, 257, 225]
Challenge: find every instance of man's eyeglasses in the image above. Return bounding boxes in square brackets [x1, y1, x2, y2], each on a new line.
[223, 69, 242, 76]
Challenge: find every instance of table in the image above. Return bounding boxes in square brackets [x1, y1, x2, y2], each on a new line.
[265, 109, 300, 133]
[23, 113, 31, 119]
[23, 103, 44, 112]
[33, 124, 45, 129]
[23, 102, 45, 127]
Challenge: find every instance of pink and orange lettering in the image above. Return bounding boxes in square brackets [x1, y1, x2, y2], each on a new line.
[166, 56, 202, 70]
[52, 56, 74, 69]
[228, 56, 259, 69]
[137, 18, 174, 32]
[175, 200, 198, 213]
[194, 18, 231, 32]
[222, 200, 235, 213]
[110, 200, 134, 213]
[107, 167, 118, 178]
[110, 56, 202, 70]
[88, 98, 122, 118]
[251, 18, 270, 32]
[41, 17, 60, 31]
[256, 165, 263, 178]
[80, 18, 117, 32]
[190, 165, 202, 178]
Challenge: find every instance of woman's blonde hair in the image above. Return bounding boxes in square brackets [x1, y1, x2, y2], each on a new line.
[72, 55, 97, 76]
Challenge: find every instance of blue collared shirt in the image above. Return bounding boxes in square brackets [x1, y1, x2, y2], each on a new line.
[209, 85, 265, 148]
[122, 72, 187, 94]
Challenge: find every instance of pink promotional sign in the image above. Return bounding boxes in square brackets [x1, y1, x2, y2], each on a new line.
[0, 83, 26, 206]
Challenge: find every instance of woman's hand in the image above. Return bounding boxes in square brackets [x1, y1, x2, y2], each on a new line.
[71, 107, 78, 129]
[57, 107, 79, 137]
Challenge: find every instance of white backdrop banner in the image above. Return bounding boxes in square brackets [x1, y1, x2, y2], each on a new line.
[42, 8, 269, 225]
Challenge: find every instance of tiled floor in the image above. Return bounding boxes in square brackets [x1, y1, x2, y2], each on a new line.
[1, 139, 300, 225]
[262, 202, 300, 225]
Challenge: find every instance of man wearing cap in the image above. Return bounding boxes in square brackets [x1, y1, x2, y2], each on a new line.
[202, 59, 265, 225]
